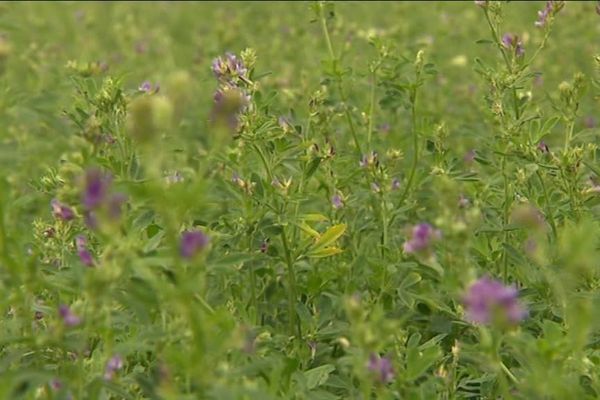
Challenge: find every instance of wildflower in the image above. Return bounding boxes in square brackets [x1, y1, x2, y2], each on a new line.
[211, 85, 249, 131]
[359, 151, 378, 168]
[403, 223, 442, 254]
[459, 194, 470, 208]
[107, 193, 127, 220]
[82, 168, 111, 210]
[212, 52, 248, 83]
[76, 235, 94, 267]
[180, 229, 210, 259]
[501, 33, 524, 57]
[371, 182, 381, 193]
[378, 123, 391, 134]
[538, 141, 550, 154]
[584, 116, 597, 129]
[43, 227, 56, 239]
[50, 378, 62, 391]
[51, 199, 75, 221]
[104, 355, 124, 381]
[58, 304, 81, 327]
[332, 193, 344, 209]
[260, 239, 269, 253]
[535, 1, 564, 28]
[464, 149, 476, 164]
[138, 80, 159, 94]
[367, 353, 395, 384]
[391, 178, 401, 191]
[463, 276, 527, 325]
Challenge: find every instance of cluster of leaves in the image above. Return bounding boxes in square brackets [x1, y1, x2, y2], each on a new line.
[1, 1, 600, 399]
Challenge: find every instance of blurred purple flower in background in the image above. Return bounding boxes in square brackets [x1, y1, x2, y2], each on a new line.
[403, 223, 441, 254]
[76, 235, 94, 267]
[535, 1, 565, 28]
[332, 193, 344, 209]
[463, 276, 527, 325]
[368, 353, 395, 384]
[104, 355, 124, 381]
[51, 199, 75, 221]
[501, 33, 524, 57]
[180, 229, 210, 259]
[82, 168, 111, 210]
[58, 304, 81, 327]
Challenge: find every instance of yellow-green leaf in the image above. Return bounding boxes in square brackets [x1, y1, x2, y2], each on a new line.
[294, 221, 320, 238]
[307, 246, 343, 258]
[312, 224, 347, 250]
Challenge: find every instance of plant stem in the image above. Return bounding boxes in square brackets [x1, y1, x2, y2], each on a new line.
[536, 170, 557, 239]
[281, 227, 299, 338]
[367, 69, 376, 150]
[397, 84, 420, 208]
[319, 3, 363, 156]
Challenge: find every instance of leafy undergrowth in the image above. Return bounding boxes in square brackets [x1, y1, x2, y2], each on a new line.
[1, 1, 600, 399]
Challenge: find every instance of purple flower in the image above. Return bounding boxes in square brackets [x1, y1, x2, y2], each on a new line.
[138, 80, 159, 94]
[212, 52, 248, 83]
[501, 34, 524, 57]
[76, 235, 94, 267]
[403, 223, 441, 254]
[58, 304, 81, 327]
[584, 116, 597, 129]
[359, 151, 378, 168]
[82, 168, 111, 210]
[51, 199, 75, 221]
[107, 193, 127, 220]
[332, 194, 344, 209]
[464, 149, 476, 164]
[463, 276, 527, 325]
[378, 123, 391, 135]
[535, 1, 564, 28]
[104, 355, 124, 381]
[180, 229, 210, 259]
[538, 141, 550, 154]
[391, 178, 401, 191]
[368, 353, 395, 384]
[260, 239, 269, 253]
[50, 378, 62, 391]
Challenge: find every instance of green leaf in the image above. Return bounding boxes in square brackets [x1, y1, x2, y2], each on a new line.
[304, 364, 335, 390]
[307, 247, 343, 258]
[312, 224, 347, 251]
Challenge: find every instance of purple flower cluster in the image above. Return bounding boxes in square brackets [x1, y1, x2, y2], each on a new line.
[180, 229, 210, 259]
[501, 33, 524, 58]
[368, 353, 395, 384]
[81, 168, 127, 227]
[138, 80, 160, 94]
[403, 223, 441, 254]
[535, 1, 564, 28]
[76, 235, 94, 267]
[104, 355, 124, 381]
[212, 52, 248, 84]
[359, 151, 379, 168]
[332, 193, 344, 209]
[463, 276, 527, 325]
[58, 304, 81, 327]
[51, 199, 75, 221]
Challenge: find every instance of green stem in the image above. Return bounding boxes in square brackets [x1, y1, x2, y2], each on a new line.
[281, 228, 299, 338]
[502, 153, 510, 283]
[535, 170, 557, 239]
[367, 69, 376, 150]
[319, 3, 363, 156]
[564, 119, 575, 151]
[397, 85, 420, 208]
[252, 143, 273, 182]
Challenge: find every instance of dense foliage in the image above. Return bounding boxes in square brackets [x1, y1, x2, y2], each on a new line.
[1, 1, 600, 399]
